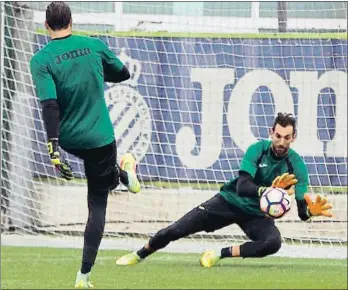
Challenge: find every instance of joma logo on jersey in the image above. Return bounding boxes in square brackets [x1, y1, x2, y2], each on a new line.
[55, 48, 91, 64]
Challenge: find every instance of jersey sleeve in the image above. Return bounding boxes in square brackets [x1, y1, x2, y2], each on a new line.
[293, 155, 309, 200]
[96, 39, 124, 73]
[30, 57, 57, 101]
[239, 141, 264, 178]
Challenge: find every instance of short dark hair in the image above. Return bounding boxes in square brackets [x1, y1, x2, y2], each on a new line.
[46, 2, 71, 31]
[272, 112, 296, 133]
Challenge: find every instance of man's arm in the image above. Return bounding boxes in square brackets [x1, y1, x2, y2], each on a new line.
[293, 156, 333, 220]
[30, 58, 60, 140]
[236, 171, 264, 197]
[30, 57, 73, 180]
[41, 99, 60, 140]
[97, 40, 130, 83]
[104, 64, 130, 83]
[236, 141, 265, 197]
[293, 155, 312, 221]
[296, 199, 311, 221]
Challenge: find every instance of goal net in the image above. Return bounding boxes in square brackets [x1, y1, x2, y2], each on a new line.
[1, 1, 347, 256]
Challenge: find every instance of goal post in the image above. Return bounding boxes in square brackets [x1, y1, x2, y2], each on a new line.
[1, 2, 347, 256]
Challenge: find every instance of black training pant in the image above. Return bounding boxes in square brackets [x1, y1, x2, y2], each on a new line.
[149, 194, 282, 258]
[65, 140, 120, 270]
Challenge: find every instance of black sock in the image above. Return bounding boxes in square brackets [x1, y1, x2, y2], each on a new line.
[137, 246, 153, 259]
[220, 246, 233, 259]
[81, 262, 92, 274]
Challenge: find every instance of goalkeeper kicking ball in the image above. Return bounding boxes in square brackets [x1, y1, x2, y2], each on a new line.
[260, 188, 292, 219]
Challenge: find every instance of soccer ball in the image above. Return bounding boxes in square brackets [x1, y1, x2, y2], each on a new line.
[260, 188, 292, 219]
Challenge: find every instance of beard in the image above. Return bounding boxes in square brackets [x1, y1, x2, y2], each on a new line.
[272, 145, 288, 157]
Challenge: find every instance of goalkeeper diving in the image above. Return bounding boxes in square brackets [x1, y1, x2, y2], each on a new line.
[30, 2, 141, 288]
[116, 112, 333, 267]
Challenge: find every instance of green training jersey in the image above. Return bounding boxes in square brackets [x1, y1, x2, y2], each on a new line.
[220, 140, 309, 216]
[30, 34, 124, 149]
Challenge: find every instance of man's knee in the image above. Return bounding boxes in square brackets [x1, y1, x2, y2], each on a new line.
[87, 167, 119, 192]
[108, 167, 120, 190]
[262, 236, 282, 256]
[158, 223, 187, 241]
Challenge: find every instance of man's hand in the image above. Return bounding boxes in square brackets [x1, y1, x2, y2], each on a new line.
[47, 139, 73, 181]
[286, 185, 295, 196]
[304, 194, 333, 217]
[258, 173, 297, 197]
[272, 173, 298, 189]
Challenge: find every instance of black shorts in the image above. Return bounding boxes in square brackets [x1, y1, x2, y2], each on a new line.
[64, 140, 119, 192]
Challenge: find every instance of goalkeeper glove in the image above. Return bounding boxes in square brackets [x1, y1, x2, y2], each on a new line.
[272, 173, 298, 189]
[47, 139, 74, 181]
[304, 194, 333, 218]
[258, 172, 297, 197]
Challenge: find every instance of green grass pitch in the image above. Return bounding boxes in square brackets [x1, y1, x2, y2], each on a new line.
[1, 246, 347, 289]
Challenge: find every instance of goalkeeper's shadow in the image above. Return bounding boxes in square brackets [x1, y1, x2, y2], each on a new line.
[216, 261, 300, 269]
